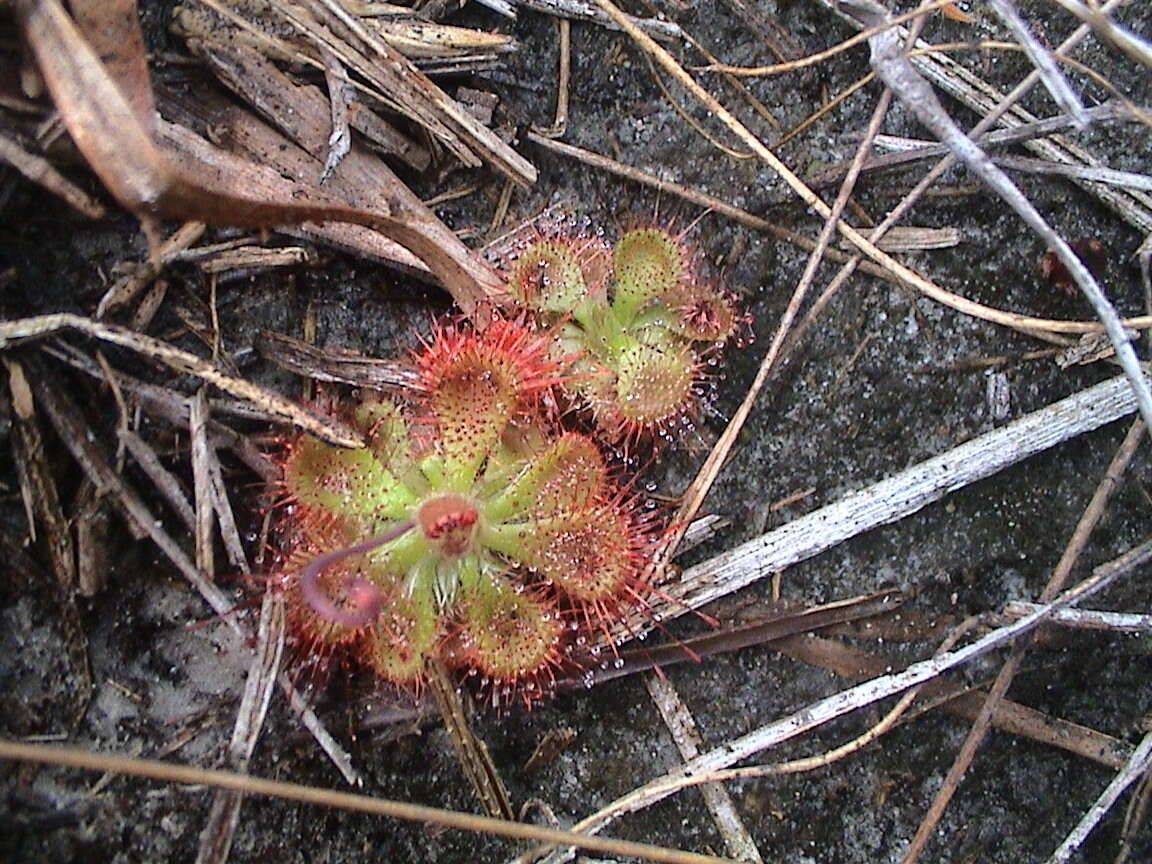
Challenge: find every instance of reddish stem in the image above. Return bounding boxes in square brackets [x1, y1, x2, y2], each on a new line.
[298, 520, 415, 627]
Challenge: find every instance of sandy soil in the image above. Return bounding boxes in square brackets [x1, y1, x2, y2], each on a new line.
[2, 1, 1150, 862]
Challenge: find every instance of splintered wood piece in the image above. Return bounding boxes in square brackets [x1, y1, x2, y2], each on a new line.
[5, 356, 76, 589]
[73, 479, 111, 597]
[533, 541, 1150, 861]
[23, 353, 361, 786]
[606, 372, 1147, 645]
[0, 313, 364, 448]
[426, 658, 515, 821]
[255, 330, 416, 389]
[645, 674, 764, 863]
[0, 130, 106, 219]
[190, 389, 217, 580]
[45, 342, 278, 482]
[17, 0, 504, 314]
[296, 0, 536, 185]
[182, 40, 481, 291]
[96, 221, 206, 317]
[197, 591, 285, 864]
[118, 428, 197, 533]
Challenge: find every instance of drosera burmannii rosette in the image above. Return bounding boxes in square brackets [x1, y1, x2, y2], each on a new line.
[274, 318, 656, 705]
[499, 225, 740, 445]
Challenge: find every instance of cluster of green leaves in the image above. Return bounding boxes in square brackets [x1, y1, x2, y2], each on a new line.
[506, 228, 737, 441]
[279, 320, 645, 698]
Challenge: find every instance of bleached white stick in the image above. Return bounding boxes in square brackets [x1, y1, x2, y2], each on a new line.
[620, 372, 1146, 639]
[1048, 729, 1152, 863]
[1003, 602, 1152, 632]
[532, 540, 1152, 864]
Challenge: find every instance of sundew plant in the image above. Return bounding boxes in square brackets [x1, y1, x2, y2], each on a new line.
[276, 318, 654, 704]
[502, 226, 739, 444]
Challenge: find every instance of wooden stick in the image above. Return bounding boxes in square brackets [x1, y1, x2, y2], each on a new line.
[0, 739, 730, 864]
[535, 539, 1152, 861]
[612, 372, 1147, 640]
[1049, 730, 1152, 863]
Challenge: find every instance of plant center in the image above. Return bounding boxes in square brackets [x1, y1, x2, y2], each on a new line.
[416, 493, 480, 557]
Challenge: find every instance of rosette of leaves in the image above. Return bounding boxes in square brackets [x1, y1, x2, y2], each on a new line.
[504, 227, 738, 442]
[276, 319, 650, 701]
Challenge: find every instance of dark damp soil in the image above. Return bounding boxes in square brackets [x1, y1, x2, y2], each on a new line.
[2, 2, 1151, 863]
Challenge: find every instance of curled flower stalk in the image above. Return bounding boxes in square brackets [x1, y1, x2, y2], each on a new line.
[502, 227, 739, 443]
[276, 319, 653, 702]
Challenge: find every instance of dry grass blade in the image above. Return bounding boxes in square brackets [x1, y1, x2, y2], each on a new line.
[1044, 0, 1152, 69]
[117, 428, 198, 532]
[96, 221, 206, 317]
[513, 0, 682, 41]
[578, 591, 903, 689]
[196, 245, 316, 276]
[197, 591, 285, 864]
[660, 68, 896, 565]
[0, 740, 733, 864]
[531, 17, 570, 138]
[991, 154, 1152, 191]
[900, 416, 1147, 862]
[0, 130, 106, 219]
[72, 479, 112, 597]
[816, 100, 1140, 185]
[201, 414, 251, 574]
[533, 539, 1152, 862]
[777, 635, 1134, 770]
[644, 675, 764, 863]
[255, 330, 416, 390]
[589, 0, 1152, 339]
[1001, 604, 1152, 632]
[525, 132, 1151, 334]
[191, 389, 217, 579]
[0, 313, 363, 448]
[988, 0, 1087, 126]
[427, 659, 515, 821]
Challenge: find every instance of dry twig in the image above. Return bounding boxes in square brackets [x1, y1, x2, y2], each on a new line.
[1049, 731, 1152, 863]
[532, 539, 1152, 863]
[853, 0, 1152, 433]
[611, 372, 1147, 641]
[0, 739, 731, 864]
[0, 313, 364, 447]
[899, 416, 1147, 863]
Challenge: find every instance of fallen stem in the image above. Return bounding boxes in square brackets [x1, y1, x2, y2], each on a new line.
[1048, 730, 1152, 863]
[0, 739, 731, 864]
[859, 0, 1152, 435]
[534, 537, 1152, 862]
[610, 371, 1147, 642]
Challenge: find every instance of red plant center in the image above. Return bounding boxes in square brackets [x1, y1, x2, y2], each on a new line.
[416, 493, 480, 557]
